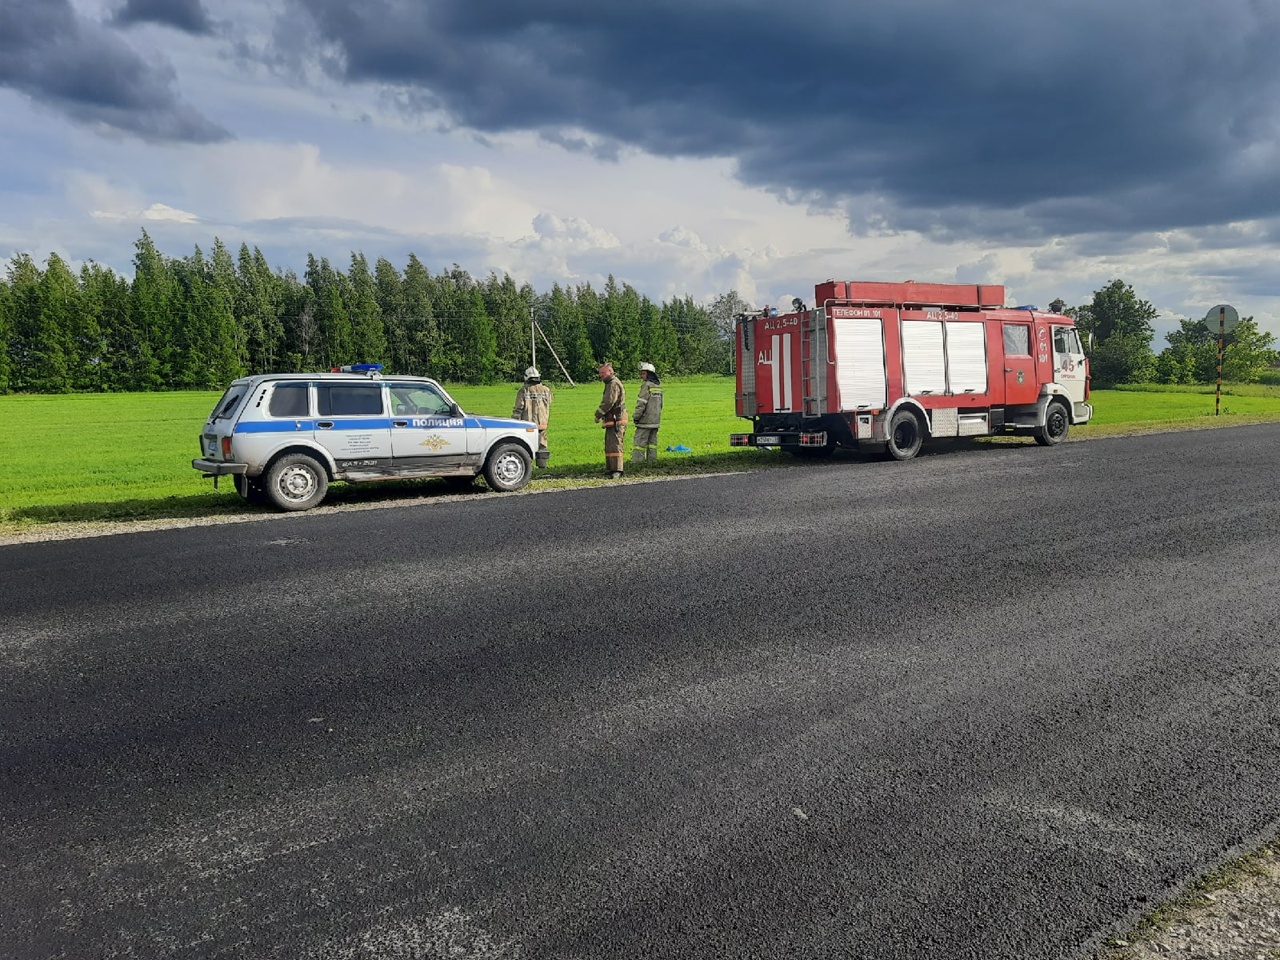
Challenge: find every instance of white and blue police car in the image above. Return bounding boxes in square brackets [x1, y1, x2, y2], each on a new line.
[193, 365, 540, 511]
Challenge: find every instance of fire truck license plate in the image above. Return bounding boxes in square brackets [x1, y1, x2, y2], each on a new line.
[756, 435, 780, 445]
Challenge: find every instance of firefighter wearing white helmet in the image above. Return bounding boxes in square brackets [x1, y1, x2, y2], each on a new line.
[513, 366, 552, 467]
[632, 361, 664, 462]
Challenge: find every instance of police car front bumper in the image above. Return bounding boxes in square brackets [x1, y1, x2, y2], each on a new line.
[193, 458, 248, 477]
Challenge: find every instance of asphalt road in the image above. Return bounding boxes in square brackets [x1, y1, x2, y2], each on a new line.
[3, 427, 1279, 960]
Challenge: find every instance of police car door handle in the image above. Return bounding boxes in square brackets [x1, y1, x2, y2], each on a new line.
[393, 420, 408, 427]
[317, 421, 334, 429]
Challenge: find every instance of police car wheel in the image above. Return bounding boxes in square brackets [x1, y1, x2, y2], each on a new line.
[265, 454, 329, 511]
[483, 443, 532, 492]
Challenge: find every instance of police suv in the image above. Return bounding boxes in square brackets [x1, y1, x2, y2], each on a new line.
[192, 365, 540, 511]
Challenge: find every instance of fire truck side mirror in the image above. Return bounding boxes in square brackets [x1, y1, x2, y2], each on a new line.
[1085, 332, 1096, 355]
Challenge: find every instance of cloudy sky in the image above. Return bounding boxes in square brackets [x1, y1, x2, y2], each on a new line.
[2, 0, 1278, 345]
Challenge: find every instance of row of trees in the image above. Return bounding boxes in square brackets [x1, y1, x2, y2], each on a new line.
[1, 234, 1274, 394]
[0, 232, 739, 394]
[1062, 279, 1277, 388]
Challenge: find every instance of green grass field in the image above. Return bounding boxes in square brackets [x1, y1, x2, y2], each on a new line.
[1088, 383, 1280, 425]
[0, 377, 772, 527]
[3, 379, 1280, 531]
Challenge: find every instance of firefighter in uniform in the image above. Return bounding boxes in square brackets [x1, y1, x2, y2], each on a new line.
[632, 361, 664, 463]
[513, 366, 552, 467]
[594, 362, 627, 478]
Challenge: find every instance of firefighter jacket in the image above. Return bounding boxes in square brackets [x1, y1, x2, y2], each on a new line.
[633, 381, 663, 428]
[513, 382, 552, 428]
[596, 375, 627, 426]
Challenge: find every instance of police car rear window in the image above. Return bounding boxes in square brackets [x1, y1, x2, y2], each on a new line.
[211, 389, 244, 421]
[317, 384, 384, 417]
[269, 382, 311, 418]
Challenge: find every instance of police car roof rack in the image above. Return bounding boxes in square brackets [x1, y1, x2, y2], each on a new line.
[332, 363, 384, 377]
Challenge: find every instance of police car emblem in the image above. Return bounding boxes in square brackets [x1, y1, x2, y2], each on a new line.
[419, 434, 449, 451]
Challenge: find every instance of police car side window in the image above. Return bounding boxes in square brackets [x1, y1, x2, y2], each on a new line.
[390, 384, 451, 415]
[268, 383, 310, 418]
[416, 387, 450, 415]
[317, 384, 384, 417]
[390, 386, 419, 414]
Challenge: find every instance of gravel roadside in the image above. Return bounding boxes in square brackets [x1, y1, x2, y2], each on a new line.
[1097, 842, 1280, 959]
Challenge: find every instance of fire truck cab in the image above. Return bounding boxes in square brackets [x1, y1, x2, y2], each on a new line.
[730, 279, 1092, 459]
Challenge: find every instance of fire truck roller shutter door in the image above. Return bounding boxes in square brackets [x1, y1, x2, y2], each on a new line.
[901, 321, 946, 395]
[831, 317, 887, 411]
[944, 321, 987, 394]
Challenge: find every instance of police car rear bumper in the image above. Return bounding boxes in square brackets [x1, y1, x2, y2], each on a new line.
[192, 458, 248, 477]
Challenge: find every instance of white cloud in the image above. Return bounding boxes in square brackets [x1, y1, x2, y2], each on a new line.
[142, 202, 198, 222]
[527, 213, 619, 251]
[91, 202, 199, 223]
[656, 226, 706, 250]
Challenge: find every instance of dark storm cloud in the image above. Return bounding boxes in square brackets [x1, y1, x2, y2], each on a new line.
[278, 0, 1280, 240]
[112, 0, 214, 35]
[0, 0, 227, 142]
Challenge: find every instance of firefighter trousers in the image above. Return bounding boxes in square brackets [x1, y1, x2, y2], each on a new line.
[603, 421, 626, 474]
[632, 427, 659, 462]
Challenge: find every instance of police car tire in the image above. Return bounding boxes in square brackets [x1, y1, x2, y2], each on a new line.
[483, 443, 532, 492]
[887, 410, 923, 461]
[264, 453, 329, 511]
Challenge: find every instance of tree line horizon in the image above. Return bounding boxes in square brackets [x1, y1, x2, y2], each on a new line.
[0, 231, 1274, 394]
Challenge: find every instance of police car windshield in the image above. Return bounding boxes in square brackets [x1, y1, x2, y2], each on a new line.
[210, 388, 243, 421]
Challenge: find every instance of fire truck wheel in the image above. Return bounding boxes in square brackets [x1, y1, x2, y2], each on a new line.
[264, 453, 329, 511]
[887, 410, 923, 461]
[1035, 402, 1070, 446]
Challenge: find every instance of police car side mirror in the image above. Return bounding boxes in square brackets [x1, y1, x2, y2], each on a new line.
[451, 402, 464, 418]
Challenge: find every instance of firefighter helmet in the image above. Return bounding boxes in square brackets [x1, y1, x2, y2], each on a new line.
[524, 366, 541, 380]
[639, 361, 656, 374]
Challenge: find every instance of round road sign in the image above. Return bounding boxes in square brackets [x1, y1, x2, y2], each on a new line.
[1203, 304, 1239, 335]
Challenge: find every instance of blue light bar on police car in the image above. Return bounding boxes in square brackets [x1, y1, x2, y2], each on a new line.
[332, 363, 384, 373]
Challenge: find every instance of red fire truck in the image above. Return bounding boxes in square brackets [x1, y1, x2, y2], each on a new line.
[730, 279, 1092, 459]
